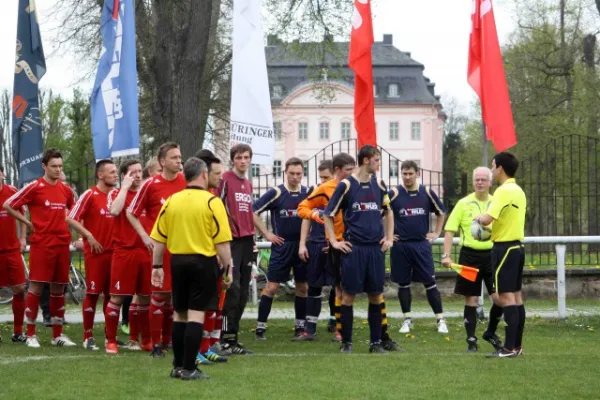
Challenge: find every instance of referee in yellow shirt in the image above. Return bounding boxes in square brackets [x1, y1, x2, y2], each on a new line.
[442, 167, 503, 352]
[475, 152, 527, 358]
[151, 157, 234, 380]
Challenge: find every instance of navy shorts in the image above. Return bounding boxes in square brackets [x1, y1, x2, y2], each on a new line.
[307, 240, 331, 287]
[390, 241, 436, 286]
[268, 240, 307, 283]
[340, 243, 385, 295]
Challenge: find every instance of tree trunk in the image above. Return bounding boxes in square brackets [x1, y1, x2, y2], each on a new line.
[171, 0, 215, 159]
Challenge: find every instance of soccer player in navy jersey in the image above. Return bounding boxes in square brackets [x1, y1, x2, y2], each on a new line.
[388, 160, 448, 334]
[253, 157, 309, 340]
[324, 145, 394, 354]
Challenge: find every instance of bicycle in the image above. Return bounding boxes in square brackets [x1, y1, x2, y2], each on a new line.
[248, 245, 297, 304]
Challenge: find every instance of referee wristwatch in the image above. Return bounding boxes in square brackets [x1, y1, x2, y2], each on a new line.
[153, 264, 163, 269]
[441, 253, 450, 259]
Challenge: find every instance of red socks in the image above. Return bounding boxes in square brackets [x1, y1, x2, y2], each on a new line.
[200, 312, 215, 354]
[12, 292, 25, 335]
[211, 311, 223, 346]
[162, 305, 173, 347]
[149, 295, 165, 345]
[50, 293, 66, 339]
[82, 294, 99, 340]
[129, 302, 139, 341]
[104, 300, 121, 343]
[25, 291, 40, 337]
[137, 304, 151, 343]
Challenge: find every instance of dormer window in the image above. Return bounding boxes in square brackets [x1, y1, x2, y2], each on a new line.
[388, 84, 399, 98]
[272, 85, 283, 99]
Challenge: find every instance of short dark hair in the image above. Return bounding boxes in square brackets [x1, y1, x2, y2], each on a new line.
[194, 149, 216, 159]
[332, 153, 355, 171]
[493, 152, 519, 177]
[401, 160, 419, 173]
[119, 159, 141, 176]
[157, 142, 179, 161]
[230, 144, 253, 161]
[183, 157, 207, 182]
[318, 160, 333, 173]
[42, 148, 62, 165]
[285, 157, 304, 171]
[95, 159, 114, 180]
[357, 145, 380, 166]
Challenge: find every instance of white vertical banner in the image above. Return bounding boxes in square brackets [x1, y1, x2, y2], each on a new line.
[230, 0, 275, 166]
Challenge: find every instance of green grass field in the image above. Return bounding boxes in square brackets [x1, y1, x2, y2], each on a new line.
[1, 315, 599, 399]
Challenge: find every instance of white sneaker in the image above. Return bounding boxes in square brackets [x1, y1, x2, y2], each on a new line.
[399, 319, 413, 333]
[125, 340, 142, 351]
[437, 318, 449, 334]
[52, 334, 76, 347]
[26, 336, 41, 348]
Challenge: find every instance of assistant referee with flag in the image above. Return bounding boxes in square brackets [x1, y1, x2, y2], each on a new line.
[151, 158, 234, 380]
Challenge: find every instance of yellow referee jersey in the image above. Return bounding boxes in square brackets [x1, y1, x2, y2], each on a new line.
[445, 193, 493, 250]
[150, 187, 232, 256]
[488, 178, 526, 242]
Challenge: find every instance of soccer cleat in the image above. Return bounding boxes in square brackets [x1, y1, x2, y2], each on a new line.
[255, 329, 267, 340]
[327, 319, 337, 333]
[120, 323, 130, 335]
[125, 340, 142, 351]
[332, 331, 342, 342]
[467, 337, 479, 353]
[180, 368, 210, 381]
[482, 331, 504, 351]
[195, 352, 213, 365]
[26, 336, 41, 348]
[382, 339, 403, 352]
[140, 340, 153, 352]
[150, 344, 166, 358]
[11, 333, 27, 343]
[292, 332, 316, 342]
[437, 318, 449, 334]
[115, 337, 126, 347]
[204, 349, 228, 363]
[105, 342, 119, 354]
[399, 319, 413, 333]
[293, 327, 305, 338]
[340, 342, 353, 353]
[209, 343, 231, 357]
[52, 334, 76, 347]
[169, 367, 183, 379]
[369, 343, 390, 354]
[485, 348, 517, 358]
[83, 337, 99, 351]
[222, 342, 254, 355]
[515, 346, 524, 356]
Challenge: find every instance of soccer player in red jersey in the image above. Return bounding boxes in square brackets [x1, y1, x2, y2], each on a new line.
[127, 142, 185, 357]
[104, 160, 152, 354]
[0, 164, 28, 344]
[66, 160, 118, 351]
[3, 149, 77, 348]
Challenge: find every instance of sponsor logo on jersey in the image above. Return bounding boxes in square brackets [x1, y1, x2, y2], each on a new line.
[352, 202, 379, 212]
[399, 207, 426, 216]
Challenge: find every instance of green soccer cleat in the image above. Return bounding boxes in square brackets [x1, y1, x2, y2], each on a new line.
[204, 349, 228, 363]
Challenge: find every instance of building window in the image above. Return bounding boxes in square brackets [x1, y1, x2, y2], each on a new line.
[272, 85, 283, 99]
[373, 84, 378, 97]
[388, 84, 399, 98]
[273, 121, 282, 141]
[273, 160, 282, 177]
[251, 164, 260, 177]
[341, 122, 351, 140]
[298, 122, 308, 140]
[319, 122, 329, 140]
[303, 163, 308, 177]
[389, 122, 399, 141]
[411, 122, 421, 141]
[390, 159, 399, 178]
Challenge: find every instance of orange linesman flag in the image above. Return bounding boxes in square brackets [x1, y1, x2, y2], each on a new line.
[450, 263, 479, 282]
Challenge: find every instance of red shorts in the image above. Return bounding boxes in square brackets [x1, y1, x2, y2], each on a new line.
[0, 249, 26, 288]
[29, 244, 71, 285]
[153, 249, 172, 293]
[111, 247, 151, 296]
[84, 251, 112, 295]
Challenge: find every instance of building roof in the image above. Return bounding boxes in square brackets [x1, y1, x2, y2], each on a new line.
[266, 34, 441, 107]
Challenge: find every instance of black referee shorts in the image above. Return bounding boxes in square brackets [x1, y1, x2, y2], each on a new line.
[328, 246, 342, 287]
[491, 241, 525, 294]
[454, 247, 495, 297]
[171, 254, 220, 313]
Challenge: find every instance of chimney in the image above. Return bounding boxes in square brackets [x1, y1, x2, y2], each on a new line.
[267, 34, 280, 46]
[383, 34, 393, 45]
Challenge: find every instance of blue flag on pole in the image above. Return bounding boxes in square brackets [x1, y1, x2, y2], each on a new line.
[12, 0, 46, 187]
[91, 0, 139, 160]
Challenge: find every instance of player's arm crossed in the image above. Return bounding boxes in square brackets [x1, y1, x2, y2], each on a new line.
[252, 187, 284, 245]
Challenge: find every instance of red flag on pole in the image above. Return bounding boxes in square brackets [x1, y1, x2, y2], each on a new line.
[349, 0, 376, 148]
[467, 0, 516, 152]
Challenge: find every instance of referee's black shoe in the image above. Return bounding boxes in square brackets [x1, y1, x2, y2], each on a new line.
[340, 342, 353, 353]
[369, 343, 389, 354]
[382, 339, 402, 352]
[485, 348, 517, 358]
[467, 337, 479, 352]
[180, 368, 210, 380]
[169, 368, 183, 379]
[482, 331, 503, 351]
